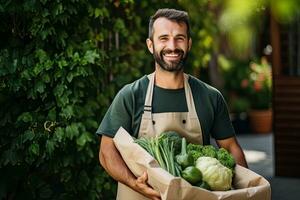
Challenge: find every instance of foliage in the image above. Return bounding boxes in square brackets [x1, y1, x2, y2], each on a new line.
[0, 0, 151, 199]
[243, 57, 272, 110]
[222, 59, 252, 113]
[223, 57, 272, 112]
[219, 0, 300, 56]
[179, 0, 223, 83]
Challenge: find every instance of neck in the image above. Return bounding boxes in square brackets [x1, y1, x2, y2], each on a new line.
[154, 66, 184, 89]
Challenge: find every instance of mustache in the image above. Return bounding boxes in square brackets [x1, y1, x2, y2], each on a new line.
[161, 48, 184, 55]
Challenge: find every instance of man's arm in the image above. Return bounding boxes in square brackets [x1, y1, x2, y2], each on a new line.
[99, 135, 161, 200]
[216, 136, 248, 168]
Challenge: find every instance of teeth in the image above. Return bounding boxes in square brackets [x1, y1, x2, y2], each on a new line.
[164, 54, 179, 57]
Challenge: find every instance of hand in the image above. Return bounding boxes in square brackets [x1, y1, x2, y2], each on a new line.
[133, 172, 161, 200]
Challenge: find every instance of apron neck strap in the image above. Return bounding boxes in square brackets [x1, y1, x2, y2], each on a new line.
[144, 72, 197, 117]
[144, 73, 155, 113]
[183, 73, 197, 117]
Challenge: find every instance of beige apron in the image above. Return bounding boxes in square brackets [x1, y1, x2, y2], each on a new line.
[116, 73, 203, 200]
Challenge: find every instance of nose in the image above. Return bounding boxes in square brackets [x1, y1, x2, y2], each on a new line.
[166, 38, 176, 50]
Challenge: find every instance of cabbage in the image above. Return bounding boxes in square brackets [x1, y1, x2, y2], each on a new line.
[195, 156, 233, 191]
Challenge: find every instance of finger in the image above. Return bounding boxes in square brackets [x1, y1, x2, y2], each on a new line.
[152, 197, 161, 200]
[137, 171, 147, 184]
[144, 187, 161, 198]
[136, 172, 161, 199]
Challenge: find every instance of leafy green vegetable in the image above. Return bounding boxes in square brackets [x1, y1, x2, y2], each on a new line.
[197, 180, 211, 190]
[187, 143, 204, 161]
[161, 131, 182, 155]
[217, 148, 236, 171]
[196, 157, 233, 191]
[187, 144, 217, 160]
[201, 145, 217, 158]
[181, 166, 202, 184]
[136, 134, 236, 191]
[187, 144, 236, 171]
[135, 133, 181, 177]
[176, 137, 194, 169]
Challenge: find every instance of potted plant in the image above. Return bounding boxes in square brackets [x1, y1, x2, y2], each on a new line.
[241, 57, 273, 133]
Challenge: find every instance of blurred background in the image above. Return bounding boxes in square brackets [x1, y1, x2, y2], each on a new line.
[0, 0, 300, 199]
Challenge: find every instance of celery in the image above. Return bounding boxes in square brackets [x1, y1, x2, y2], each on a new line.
[135, 134, 179, 176]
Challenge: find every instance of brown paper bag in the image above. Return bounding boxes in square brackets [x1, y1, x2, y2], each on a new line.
[113, 127, 271, 200]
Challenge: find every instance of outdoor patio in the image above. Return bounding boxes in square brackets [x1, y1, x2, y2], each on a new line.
[237, 133, 300, 200]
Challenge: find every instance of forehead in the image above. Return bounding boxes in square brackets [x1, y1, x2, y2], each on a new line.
[152, 17, 187, 37]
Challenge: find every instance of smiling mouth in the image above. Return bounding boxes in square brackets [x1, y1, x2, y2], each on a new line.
[163, 48, 183, 58]
[163, 53, 181, 61]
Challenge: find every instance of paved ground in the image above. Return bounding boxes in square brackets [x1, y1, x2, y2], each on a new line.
[236, 133, 300, 200]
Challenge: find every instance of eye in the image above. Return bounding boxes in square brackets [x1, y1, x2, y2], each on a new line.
[160, 37, 168, 41]
[176, 37, 185, 41]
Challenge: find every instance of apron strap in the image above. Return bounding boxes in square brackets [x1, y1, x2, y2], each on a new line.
[143, 73, 155, 119]
[183, 73, 198, 118]
[144, 73, 198, 118]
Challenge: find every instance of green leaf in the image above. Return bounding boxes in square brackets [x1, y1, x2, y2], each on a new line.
[21, 69, 33, 80]
[35, 80, 46, 93]
[84, 50, 99, 64]
[85, 119, 98, 129]
[17, 112, 33, 123]
[54, 127, 64, 143]
[48, 107, 56, 121]
[94, 8, 103, 18]
[76, 132, 92, 147]
[58, 96, 68, 107]
[35, 49, 48, 62]
[67, 72, 73, 82]
[23, 130, 35, 142]
[65, 123, 79, 139]
[34, 63, 43, 76]
[58, 59, 68, 68]
[60, 105, 74, 119]
[42, 74, 50, 83]
[46, 140, 55, 155]
[53, 84, 66, 97]
[8, 59, 18, 73]
[75, 66, 88, 77]
[114, 18, 126, 32]
[29, 143, 40, 156]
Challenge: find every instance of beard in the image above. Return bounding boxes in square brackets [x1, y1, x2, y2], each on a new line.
[153, 45, 188, 72]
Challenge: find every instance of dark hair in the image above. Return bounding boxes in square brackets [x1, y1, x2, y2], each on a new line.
[148, 8, 191, 40]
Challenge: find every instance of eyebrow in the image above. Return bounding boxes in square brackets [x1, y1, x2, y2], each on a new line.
[158, 34, 169, 39]
[158, 34, 187, 39]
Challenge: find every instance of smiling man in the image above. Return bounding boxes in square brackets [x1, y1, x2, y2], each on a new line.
[97, 8, 248, 200]
[148, 17, 190, 73]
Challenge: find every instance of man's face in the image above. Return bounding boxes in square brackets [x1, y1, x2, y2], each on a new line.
[147, 17, 191, 72]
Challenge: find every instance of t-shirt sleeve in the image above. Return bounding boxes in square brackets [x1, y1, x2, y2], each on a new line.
[210, 91, 235, 140]
[96, 86, 133, 138]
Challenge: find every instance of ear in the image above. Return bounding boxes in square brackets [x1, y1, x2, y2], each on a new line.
[146, 38, 154, 54]
[188, 38, 192, 51]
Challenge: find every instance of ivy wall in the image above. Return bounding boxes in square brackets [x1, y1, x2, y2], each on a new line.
[0, 0, 217, 199]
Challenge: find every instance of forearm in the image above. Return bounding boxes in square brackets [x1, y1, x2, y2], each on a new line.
[228, 144, 248, 168]
[216, 137, 248, 168]
[99, 136, 136, 188]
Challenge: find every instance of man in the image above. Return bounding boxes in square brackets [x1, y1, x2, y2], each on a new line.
[97, 8, 248, 200]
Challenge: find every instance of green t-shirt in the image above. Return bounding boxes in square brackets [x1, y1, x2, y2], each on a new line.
[96, 74, 235, 144]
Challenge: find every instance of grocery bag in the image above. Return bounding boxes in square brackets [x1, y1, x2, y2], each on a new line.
[113, 127, 271, 200]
